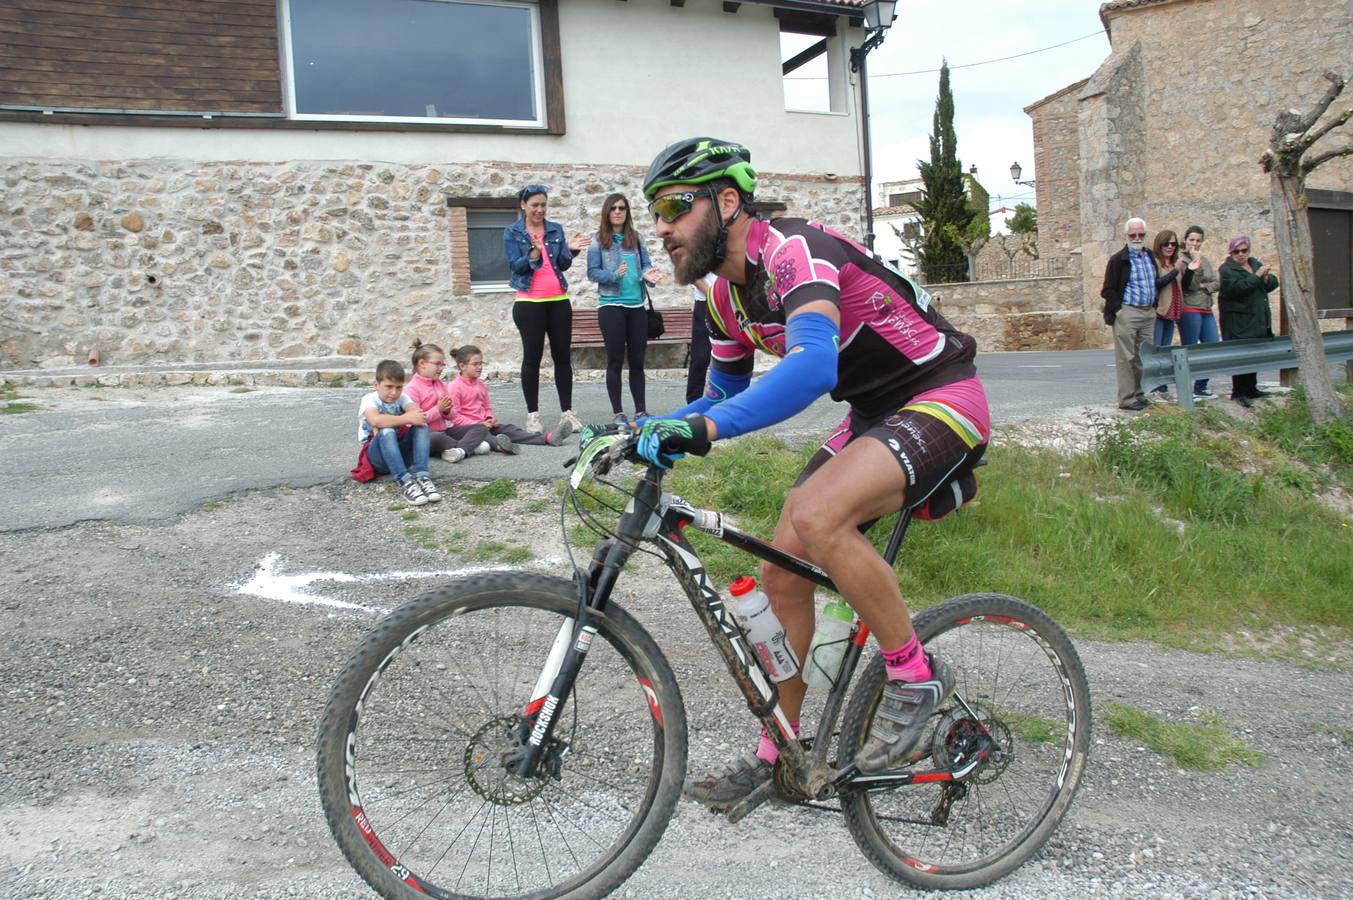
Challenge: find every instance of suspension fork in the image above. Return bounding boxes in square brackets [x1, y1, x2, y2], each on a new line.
[507, 473, 660, 778]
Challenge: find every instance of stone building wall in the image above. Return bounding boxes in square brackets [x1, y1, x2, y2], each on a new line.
[0, 158, 862, 371]
[1074, 0, 1353, 345]
[1024, 79, 1087, 259]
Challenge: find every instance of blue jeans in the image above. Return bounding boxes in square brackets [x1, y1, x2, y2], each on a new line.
[368, 426, 429, 482]
[1153, 316, 1176, 347]
[1178, 311, 1220, 393]
[1147, 317, 1177, 392]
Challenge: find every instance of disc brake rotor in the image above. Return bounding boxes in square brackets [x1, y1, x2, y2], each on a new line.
[464, 715, 548, 805]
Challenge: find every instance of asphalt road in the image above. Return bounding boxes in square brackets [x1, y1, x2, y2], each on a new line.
[0, 348, 1310, 531]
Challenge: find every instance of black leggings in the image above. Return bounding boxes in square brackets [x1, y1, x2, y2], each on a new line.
[512, 300, 574, 413]
[686, 298, 712, 403]
[599, 304, 648, 414]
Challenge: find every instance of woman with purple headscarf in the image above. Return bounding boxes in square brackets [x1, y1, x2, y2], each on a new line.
[1217, 234, 1279, 407]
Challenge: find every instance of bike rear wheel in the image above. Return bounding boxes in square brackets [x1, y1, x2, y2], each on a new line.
[316, 571, 688, 899]
[840, 593, 1091, 891]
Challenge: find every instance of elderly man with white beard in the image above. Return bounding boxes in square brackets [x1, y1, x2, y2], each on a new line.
[1100, 217, 1160, 410]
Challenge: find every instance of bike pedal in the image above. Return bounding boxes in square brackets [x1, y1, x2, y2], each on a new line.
[724, 779, 777, 824]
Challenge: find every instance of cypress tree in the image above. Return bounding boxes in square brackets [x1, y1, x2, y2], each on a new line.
[915, 61, 976, 283]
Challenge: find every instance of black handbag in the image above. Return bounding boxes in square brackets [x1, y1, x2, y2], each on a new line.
[643, 283, 665, 340]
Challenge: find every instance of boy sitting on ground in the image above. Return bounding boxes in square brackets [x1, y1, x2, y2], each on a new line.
[354, 359, 442, 506]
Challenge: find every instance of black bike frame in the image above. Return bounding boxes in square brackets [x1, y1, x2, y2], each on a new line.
[514, 463, 990, 799]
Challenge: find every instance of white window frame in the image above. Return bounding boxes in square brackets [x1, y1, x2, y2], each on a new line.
[279, 0, 546, 128]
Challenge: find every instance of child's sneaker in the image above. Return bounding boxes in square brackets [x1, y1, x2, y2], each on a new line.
[399, 476, 429, 506]
[546, 418, 575, 446]
[443, 447, 467, 463]
[560, 409, 584, 432]
[612, 412, 629, 426]
[494, 433, 519, 455]
[526, 411, 543, 433]
[414, 474, 442, 503]
[473, 441, 491, 455]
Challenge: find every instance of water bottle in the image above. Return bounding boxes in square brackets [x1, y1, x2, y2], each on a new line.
[728, 576, 799, 682]
[804, 599, 855, 690]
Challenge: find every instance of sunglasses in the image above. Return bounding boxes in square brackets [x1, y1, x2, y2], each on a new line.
[649, 191, 701, 224]
[1163, 241, 1177, 246]
[1127, 232, 1146, 239]
[609, 204, 629, 213]
[1231, 247, 1250, 255]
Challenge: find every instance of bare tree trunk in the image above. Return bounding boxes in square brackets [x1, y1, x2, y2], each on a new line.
[1270, 171, 1342, 423]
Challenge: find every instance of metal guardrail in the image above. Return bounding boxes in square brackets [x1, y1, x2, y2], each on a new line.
[1140, 329, 1353, 410]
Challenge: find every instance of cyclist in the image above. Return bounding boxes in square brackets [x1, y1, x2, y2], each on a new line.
[632, 137, 991, 810]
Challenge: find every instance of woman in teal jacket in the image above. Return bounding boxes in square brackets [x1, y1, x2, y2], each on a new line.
[1218, 234, 1279, 406]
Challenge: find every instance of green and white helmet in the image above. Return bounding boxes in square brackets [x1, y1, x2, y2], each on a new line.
[642, 137, 758, 200]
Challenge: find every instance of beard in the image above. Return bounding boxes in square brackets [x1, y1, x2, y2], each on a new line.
[1128, 240, 1145, 251]
[667, 210, 721, 285]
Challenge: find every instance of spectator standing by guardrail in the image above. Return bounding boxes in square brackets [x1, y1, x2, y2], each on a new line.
[1218, 234, 1279, 408]
[1147, 229, 1187, 397]
[1101, 217, 1159, 411]
[1178, 226, 1221, 399]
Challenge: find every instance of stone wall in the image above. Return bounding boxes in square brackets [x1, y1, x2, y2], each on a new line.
[926, 262, 1091, 352]
[0, 158, 863, 371]
[1024, 79, 1086, 259]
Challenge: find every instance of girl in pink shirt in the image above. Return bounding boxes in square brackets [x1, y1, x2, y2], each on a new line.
[449, 345, 574, 452]
[405, 341, 492, 462]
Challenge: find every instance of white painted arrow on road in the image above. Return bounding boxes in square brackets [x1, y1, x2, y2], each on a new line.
[235, 552, 502, 614]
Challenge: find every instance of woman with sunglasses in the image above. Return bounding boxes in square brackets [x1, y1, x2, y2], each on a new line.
[502, 183, 591, 434]
[1151, 230, 1187, 348]
[586, 193, 665, 424]
[1218, 234, 1279, 407]
[1177, 226, 1221, 398]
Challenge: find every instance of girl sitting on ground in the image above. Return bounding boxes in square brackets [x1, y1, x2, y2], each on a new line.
[447, 345, 573, 453]
[404, 339, 492, 462]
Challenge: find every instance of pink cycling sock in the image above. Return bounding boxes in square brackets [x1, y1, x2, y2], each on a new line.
[755, 720, 801, 765]
[882, 634, 932, 683]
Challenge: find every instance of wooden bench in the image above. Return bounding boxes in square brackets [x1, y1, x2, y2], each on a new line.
[571, 305, 696, 366]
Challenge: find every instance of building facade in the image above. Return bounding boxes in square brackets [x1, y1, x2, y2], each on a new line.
[0, 0, 875, 371]
[1027, 0, 1353, 342]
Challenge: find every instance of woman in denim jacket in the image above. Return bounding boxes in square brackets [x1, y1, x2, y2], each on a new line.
[502, 183, 591, 434]
[586, 192, 665, 422]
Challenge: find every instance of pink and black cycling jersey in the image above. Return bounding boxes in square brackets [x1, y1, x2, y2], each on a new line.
[704, 217, 978, 420]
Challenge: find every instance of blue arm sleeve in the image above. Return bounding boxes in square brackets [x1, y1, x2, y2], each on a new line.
[704, 311, 839, 440]
[659, 365, 752, 420]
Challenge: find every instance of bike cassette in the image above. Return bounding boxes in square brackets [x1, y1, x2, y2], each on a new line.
[930, 706, 1012, 784]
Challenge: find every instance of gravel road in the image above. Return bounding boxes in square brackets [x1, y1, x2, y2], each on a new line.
[2, 464, 1350, 899]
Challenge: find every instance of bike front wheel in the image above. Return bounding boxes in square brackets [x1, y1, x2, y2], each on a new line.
[840, 593, 1091, 891]
[316, 571, 688, 899]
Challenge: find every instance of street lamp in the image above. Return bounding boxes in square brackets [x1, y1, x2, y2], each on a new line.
[851, 0, 898, 252]
[850, 0, 899, 72]
[1009, 161, 1036, 188]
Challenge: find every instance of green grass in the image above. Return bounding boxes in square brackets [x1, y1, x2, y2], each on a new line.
[997, 709, 1064, 746]
[499, 546, 533, 564]
[404, 525, 438, 550]
[470, 480, 518, 506]
[1103, 702, 1264, 771]
[1, 401, 38, 415]
[597, 416, 1353, 660]
[401, 511, 419, 521]
[1313, 723, 1353, 749]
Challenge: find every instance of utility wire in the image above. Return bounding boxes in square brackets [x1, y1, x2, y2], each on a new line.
[786, 30, 1105, 80]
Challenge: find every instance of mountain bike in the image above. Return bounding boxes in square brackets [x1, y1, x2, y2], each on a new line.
[316, 426, 1092, 898]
